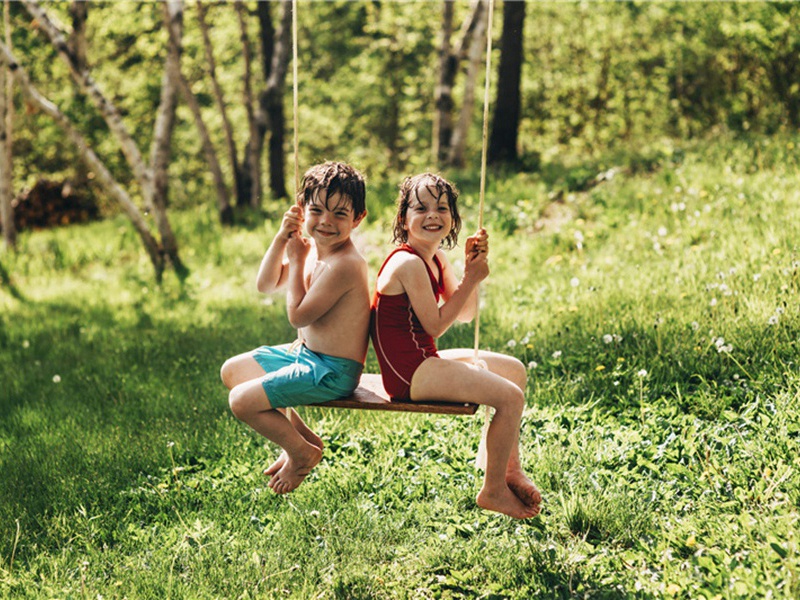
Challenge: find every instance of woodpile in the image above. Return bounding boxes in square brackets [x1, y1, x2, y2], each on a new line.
[8, 179, 100, 230]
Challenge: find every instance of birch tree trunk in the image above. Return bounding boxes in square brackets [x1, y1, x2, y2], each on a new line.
[21, 0, 156, 208]
[0, 43, 164, 277]
[196, 1, 243, 204]
[166, 3, 233, 224]
[235, 0, 261, 208]
[488, 0, 525, 164]
[447, 0, 488, 168]
[150, 0, 186, 275]
[0, 6, 12, 251]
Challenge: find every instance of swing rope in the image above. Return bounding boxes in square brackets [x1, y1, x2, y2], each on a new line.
[292, 0, 300, 196]
[473, 0, 494, 363]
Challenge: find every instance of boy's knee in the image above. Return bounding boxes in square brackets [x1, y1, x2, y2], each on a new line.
[510, 358, 527, 389]
[220, 360, 233, 389]
[228, 385, 248, 420]
[504, 385, 525, 416]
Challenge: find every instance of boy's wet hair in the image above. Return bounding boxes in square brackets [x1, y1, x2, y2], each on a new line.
[392, 173, 462, 249]
[298, 161, 366, 218]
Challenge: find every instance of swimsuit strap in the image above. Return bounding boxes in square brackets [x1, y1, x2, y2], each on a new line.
[377, 244, 443, 296]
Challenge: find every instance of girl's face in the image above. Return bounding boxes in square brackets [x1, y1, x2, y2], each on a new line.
[403, 185, 453, 245]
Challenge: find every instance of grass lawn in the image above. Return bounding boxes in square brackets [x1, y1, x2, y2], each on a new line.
[1, 135, 799, 598]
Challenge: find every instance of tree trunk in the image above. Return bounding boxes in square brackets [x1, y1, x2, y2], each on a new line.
[150, 0, 186, 276]
[254, 0, 291, 200]
[196, 0, 244, 205]
[0, 0, 13, 251]
[447, 0, 488, 168]
[235, 0, 261, 208]
[22, 0, 156, 208]
[488, 0, 525, 165]
[432, 1, 454, 166]
[0, 42, 165, 278]
[166, 5, 233, 225]
[68, 0, 88, 73]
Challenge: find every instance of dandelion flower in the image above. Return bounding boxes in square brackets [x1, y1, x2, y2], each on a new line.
[595, 365, 605, 371]
[506, 339, 517, 349]
[528, 361, 538, 370]
[691, 321, 699, 331]
[52, 375, 61, 383]
[768, 315, 779, 325]
[637, 369, 648, 378]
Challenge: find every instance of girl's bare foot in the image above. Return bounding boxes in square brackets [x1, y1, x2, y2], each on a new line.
[476, 485, 538, 519]
[506, 470, 542, 515]
[268, 444, 323, 494]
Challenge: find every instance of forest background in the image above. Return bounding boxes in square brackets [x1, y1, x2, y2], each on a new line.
[2, 1, 800, 599]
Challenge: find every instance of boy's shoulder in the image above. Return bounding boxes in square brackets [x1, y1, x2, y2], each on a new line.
[317, 244, 368, 277]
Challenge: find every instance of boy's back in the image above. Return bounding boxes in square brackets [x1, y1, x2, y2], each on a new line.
[299, 240, 370, 364]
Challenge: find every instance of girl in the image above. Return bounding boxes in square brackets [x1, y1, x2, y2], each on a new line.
[371, 173, 541, 519]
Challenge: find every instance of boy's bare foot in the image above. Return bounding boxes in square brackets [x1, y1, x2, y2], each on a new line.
[264, 418, 323, 476]
[476, 485, 538, 519]
[506, 470, 542, 515]
[268, 444, 322, 494]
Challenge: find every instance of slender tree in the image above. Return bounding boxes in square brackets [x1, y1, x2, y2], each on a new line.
[18, 0, 187, 280]
[433, 0, 485, 168]
[488, 0, 525, 164]
[0, 0, 13, 251]
[447, 0, 488, 168]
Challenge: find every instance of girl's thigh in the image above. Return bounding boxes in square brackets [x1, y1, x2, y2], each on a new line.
[437, 348, 526, 387]
[410, 357, 520, 408]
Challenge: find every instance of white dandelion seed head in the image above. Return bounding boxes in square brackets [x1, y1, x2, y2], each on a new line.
[552, 350, 562, 360]
[22, 340, 30, 349]
[570, 277, 580, 288]
[768, 315, 779, 325]
[52, 375, 61, 383]
[775, 306, 785, 315]
[603, 334, 613, 344]
[658, 227, 668, 237]
[637, 369, 648, 378]
[691, 322, 699, 331]
[710, 298, 718, 307]
[507, 339, 517, 348]
[753, 273, 761, 282]
[528, 361, 538, 370]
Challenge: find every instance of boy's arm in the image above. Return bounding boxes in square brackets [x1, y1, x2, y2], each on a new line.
[286, 252, 365, 329]
[256, 205, 304, 293]
[399, 251, 487, 338]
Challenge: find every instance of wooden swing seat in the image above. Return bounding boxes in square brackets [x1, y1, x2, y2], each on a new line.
[313, 373, 478, 415]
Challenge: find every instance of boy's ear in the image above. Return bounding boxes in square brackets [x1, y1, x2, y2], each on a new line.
[353, 211, 367, 227]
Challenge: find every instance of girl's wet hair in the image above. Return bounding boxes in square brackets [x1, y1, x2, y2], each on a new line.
[392, 173, 462, 249]
[298, 161, 366, 217]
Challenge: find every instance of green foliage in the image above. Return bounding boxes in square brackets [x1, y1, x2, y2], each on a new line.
[6, 1, 800, 215]
[2, 135, 800, 597]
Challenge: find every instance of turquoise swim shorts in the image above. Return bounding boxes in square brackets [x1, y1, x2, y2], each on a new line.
[252, 344, 363, 409]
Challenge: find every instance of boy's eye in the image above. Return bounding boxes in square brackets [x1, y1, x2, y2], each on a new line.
[308, 207, 322, 214]
[335, 212, 349, 218]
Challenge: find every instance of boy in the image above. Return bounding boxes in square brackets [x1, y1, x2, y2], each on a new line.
[220, 162, 369, 494]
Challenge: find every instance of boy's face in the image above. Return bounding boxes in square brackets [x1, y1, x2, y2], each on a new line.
[304, 190, 365, 247]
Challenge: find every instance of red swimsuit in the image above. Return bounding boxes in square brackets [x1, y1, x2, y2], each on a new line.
[371, 245, 444, 400]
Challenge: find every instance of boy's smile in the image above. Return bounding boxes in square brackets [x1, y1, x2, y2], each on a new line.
[305, 190, 364, 248]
